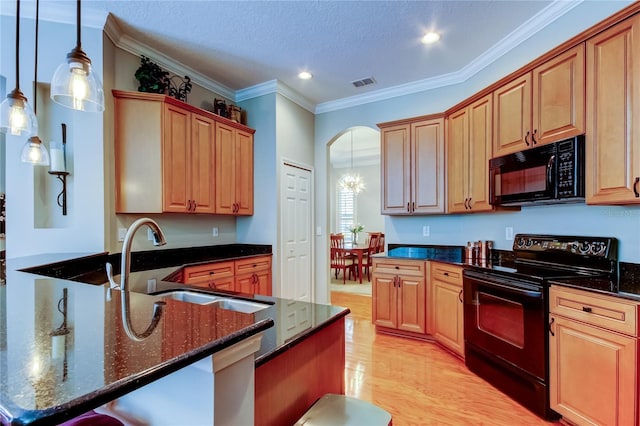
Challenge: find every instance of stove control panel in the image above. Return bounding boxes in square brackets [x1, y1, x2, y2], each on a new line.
[514, 235, 613, 257]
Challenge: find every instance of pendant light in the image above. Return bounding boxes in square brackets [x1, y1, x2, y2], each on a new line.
[21, 0, 49, 166]
[50, 0, 104, 112]
[0, 0, 38, 137]
[339, 130, 365, 194]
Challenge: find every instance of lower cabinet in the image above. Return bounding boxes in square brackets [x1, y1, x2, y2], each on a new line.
[549, 285, 639, 426]
[429, 262, 465, 358]
[372, 258, 426, 336]
[180, 255, 272, 296]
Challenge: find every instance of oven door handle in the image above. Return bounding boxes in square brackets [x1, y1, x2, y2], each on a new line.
[464, 272, 543, 299]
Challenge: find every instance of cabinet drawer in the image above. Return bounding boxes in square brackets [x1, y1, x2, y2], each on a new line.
[183, 261, 234, 284]
[430, 262, 463, 286]
[372, 258, 425, 277]
[550, 285, 640, 336]
[235, 255, 272, 275]
[191, 275, 235, 291]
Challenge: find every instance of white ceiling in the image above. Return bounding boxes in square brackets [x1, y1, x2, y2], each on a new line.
[2, 0, 594, 112]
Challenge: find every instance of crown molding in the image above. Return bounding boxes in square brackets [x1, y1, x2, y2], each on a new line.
[315, 0, 583, 114]
[236, 80, 315, 112]
[103, 14, 236, 100]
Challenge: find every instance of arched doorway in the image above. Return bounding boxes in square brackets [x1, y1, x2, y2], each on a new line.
[327, 126, 381, 297]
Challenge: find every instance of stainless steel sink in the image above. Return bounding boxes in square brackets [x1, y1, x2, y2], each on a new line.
[157, 290, 270, 313]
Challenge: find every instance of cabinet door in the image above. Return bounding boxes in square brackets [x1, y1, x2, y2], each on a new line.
[397, 274, 426, 334]
[549, 314, 637, 426]
[586, 14, 640, 205]
[372, 274, 398, 329]
[254, 269, 272, 296]
[467, 94, 493, 212]
[532, 45, 585, 146]
[235, 129, 254, 215]
[380, 124, 411, 214]
[447, 107, 469, 213]
[163, 104, 191, 212]
[412, 118, 445, 214]
[190, 114, 216, 213]
[432, 279, 464, 357]
[493, 73, 532, 156]
[215, 122, 237, 214]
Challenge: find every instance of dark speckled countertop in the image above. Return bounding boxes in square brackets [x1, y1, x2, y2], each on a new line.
[0, 246, 349, 425]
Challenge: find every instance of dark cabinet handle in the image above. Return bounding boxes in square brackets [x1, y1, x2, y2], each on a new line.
[531, 129, 537, 145]
[444, 272, 449, 276]
[458, 289, 463, 303]
[582, 306, 592, 313]
[464, 198, 469, 210]
[396, 276, 401, 287]
[209, 271, 215, 275]
[395, 266, 400, 269]
[193, 200, 197, 211]
[208, 282, 217, 289]
[524, 131, 530, 146]
[634, 177, 639, 198]
[468, 197, 472, 209]
[412, 202, 415, 212]
[549, 317, 555, 336]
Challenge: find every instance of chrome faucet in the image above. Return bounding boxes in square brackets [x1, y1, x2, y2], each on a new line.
[106, 218, 167, 292]
[105, 218, 168, 342]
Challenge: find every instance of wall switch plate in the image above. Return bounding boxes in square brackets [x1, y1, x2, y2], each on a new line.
[505, 227, 514, 240]
[147, 279, 157, 293]
[117, 228, 126, 242]
[316, 226, 322, 236]
[423, 225, 430, 237]
[212, 227, 219, 237]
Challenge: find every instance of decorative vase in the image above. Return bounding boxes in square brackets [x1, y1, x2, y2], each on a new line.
[352, 232, 358, 244]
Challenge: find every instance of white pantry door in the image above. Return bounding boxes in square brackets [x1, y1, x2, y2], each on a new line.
[280, 162, 313, 302]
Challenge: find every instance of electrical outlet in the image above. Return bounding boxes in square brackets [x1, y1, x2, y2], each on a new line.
[212, 227, 219, 237]
[147, 279, 157, 293]
[423, 225, 430, 237]
[147, 228, 154, 241]
[117, 228, 126, 242]
[505, 227, 514, 240]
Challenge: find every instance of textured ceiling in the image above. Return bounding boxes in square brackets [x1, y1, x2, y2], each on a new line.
[83, 0, 559, 107]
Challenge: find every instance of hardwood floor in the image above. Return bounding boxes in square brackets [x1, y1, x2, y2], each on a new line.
[330, 291, 560, 426]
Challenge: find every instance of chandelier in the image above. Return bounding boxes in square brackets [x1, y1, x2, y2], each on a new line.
[339, 130, 365, 194]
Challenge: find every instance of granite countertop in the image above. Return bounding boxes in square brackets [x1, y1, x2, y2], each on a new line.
[0, 245, 349, 425]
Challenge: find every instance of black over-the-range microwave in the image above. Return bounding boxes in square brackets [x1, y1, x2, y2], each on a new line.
[489, 135, 585, 206]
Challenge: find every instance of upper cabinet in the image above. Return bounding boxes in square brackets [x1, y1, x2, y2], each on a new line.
[447, 94, 494, 213]
[113, 90, 255, 215]
[586, 14, 640, 205]
[378, 116, 445, 215]
[493, 45, 585, 157]
[215, 122, 254, 215]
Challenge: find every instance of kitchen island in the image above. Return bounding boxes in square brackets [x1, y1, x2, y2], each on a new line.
[0, 249, 349, 425]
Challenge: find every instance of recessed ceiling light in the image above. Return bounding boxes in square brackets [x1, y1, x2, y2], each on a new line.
[298, 71, 313, 80]
[422, 32, 440, 44]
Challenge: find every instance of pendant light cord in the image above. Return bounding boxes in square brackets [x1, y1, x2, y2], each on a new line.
[34, 0, 39, 115]
[76, 0, 81, 49]
[14, 0, 20, 90]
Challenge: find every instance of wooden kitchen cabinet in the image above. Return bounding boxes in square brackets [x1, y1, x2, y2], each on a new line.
[372, 258, 426, 336]
[378, 115, 445, 215]
[182, 260, 235, 291]
[549, 285, 639, 426]
[429, 262, 464, 358]
[586, 14, 640, 205]
[113, 90, 255, 215]
[235, 255, 272, 296]
[215, 122, 254, 215]
[493, 45, 585, 157]
[447, 94, 493, 213]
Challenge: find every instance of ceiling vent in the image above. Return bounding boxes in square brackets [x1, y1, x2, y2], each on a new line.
[351, 77, 376, 88]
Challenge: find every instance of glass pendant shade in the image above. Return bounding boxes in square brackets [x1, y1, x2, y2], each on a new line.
[339, 173, 365, 194]
[21, 136, 50, 166]
[0, 90, 37, 137]
[51, 47, 104, 112]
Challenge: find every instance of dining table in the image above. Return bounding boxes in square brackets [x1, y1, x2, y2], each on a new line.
[343, 242, 369, 284]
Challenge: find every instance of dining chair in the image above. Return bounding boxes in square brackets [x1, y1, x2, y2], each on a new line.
[330, 234, 355, 284]
[377, 233, 385, 253]
[362, 232, 381, 281]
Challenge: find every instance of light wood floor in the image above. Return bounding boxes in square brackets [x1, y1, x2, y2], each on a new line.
[330, 291, 561, 426]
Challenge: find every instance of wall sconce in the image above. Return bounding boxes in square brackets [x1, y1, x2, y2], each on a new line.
[48, 123, 70, 215]
[50, 288, 70, 381]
